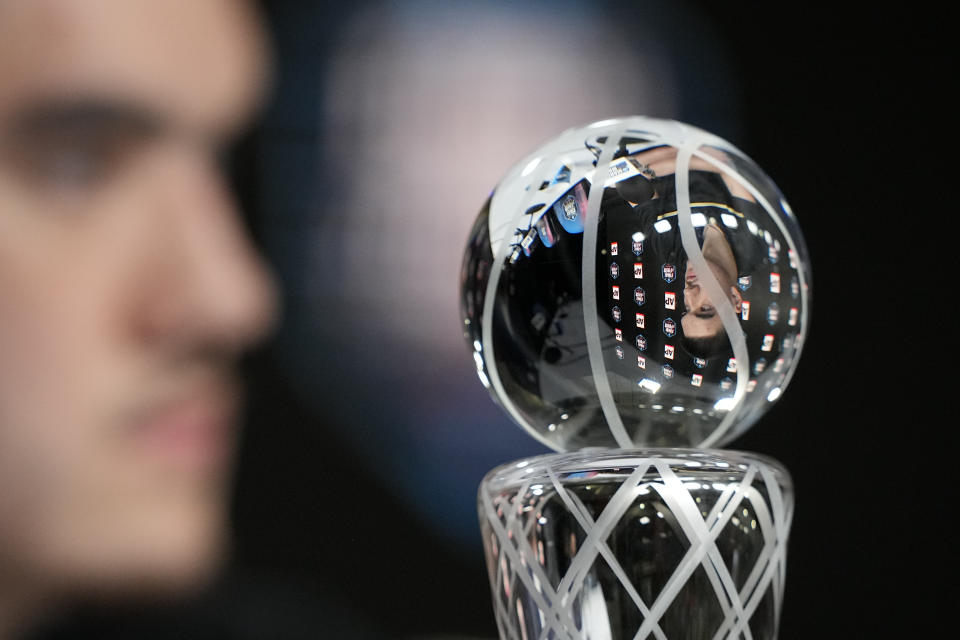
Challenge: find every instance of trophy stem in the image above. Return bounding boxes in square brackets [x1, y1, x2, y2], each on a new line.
[478, 449, 792, 640]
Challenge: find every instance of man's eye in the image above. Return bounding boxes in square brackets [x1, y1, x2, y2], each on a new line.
[20, 133, 135, 190]
[35, 145, 108, 188]
[4, 128, 154, 193]
[2, 101, 166, 192]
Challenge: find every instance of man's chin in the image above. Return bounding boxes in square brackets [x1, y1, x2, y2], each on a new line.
[118, 525, 227, 601]
[40, 499, 230, 607]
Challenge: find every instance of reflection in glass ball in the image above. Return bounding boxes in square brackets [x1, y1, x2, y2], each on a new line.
[460, 117, 811, 451]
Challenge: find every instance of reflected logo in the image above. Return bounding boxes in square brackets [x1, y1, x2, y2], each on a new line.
[770, 273, 781, 294]
[662, 263, 676, 283]
[766, 303, 779, 325]
[761, 334, 775, 352]
[663, 318, 677, 337]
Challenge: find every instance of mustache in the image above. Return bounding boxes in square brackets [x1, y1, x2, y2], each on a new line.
[122, 350, 245, 425]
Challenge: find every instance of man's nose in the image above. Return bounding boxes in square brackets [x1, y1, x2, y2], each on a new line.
[136, 150, 278, 354]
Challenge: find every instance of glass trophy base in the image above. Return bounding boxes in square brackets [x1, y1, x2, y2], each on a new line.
[478, 449, 793, 640]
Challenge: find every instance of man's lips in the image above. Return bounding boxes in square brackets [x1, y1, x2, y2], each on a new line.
[131, 377, 237, 472]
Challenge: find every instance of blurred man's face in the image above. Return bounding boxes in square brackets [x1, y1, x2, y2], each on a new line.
[0, 0, 276, 608]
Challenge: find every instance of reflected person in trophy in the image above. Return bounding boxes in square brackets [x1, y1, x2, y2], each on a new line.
[618, 146, 766, 360]
[680, 223, 743, 357]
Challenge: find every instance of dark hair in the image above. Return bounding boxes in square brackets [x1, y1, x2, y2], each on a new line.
[680, 332, 731, 359]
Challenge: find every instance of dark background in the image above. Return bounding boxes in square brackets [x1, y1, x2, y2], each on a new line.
[45, 2, 944, 638]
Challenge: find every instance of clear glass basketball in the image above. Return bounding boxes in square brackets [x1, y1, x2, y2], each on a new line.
[460, 117, 811, 451]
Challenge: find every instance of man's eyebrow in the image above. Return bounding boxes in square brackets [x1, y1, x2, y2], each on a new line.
[3, 98, 167, 141]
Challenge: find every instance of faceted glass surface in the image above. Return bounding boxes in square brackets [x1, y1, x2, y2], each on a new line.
[478, 449, 793, 640]
[461, 117, 811, 450]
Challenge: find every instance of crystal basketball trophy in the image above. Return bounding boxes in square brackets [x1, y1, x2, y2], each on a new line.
[460, 117, 810, 639]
